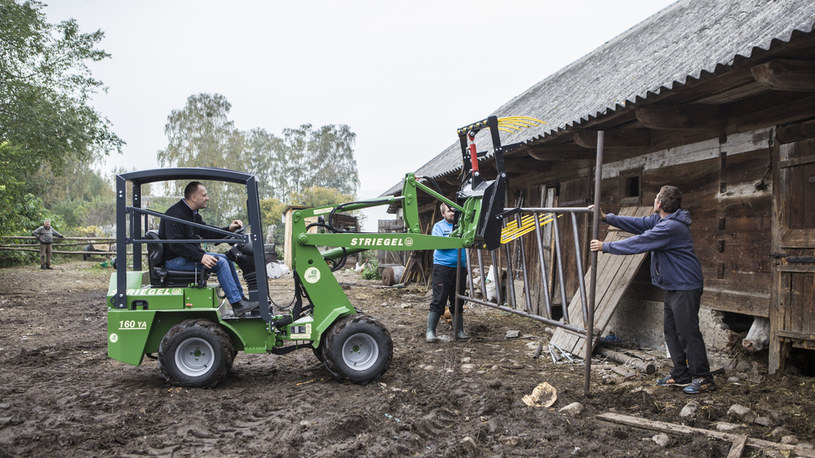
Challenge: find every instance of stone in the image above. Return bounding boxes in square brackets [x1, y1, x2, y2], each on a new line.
[727, 376, 740, 384]
[728, 404, 757, 423]
[715, 422, 742, 432]
[754, 416, 770, 427]
[460, 436, 477, 452]
[652, 433, 670, 447]
[461, 364, 475, 372]
[770, 426, 788, 438]
[735, 360, 752, 372]
[506, 330, 521, 339]
[680, 400, 699, 419]
[781, 435, 799, 445]
[558, 402, 584, 416]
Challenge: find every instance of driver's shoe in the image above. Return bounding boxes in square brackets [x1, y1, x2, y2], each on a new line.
[231, 300, 259, 317]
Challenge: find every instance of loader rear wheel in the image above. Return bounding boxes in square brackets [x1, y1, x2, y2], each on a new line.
[158, 319, 235, 388]
[323, 314, 392, 384]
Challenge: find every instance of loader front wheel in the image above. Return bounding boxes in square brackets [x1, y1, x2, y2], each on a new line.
[158, 319, 235, 388]
[323, 314, 392, 384]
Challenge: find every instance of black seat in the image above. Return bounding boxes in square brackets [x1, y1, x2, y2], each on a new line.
[145, 231, 209, 287]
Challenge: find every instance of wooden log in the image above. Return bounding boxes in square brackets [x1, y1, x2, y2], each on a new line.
[597, 412, 815, 457]
[381, 265, 405, 286]
[596, 346, 655, 374]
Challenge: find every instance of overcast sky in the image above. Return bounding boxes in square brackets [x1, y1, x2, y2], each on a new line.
[45, 0, 675, 228]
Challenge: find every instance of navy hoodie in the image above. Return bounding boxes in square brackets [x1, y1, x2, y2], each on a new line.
[604, 209, 703, 291]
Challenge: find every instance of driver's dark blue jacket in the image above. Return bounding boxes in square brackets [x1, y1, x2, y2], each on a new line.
[158, 199, 231, 263]
[603, 209, 703, 291]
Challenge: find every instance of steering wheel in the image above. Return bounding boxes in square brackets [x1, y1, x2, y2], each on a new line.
[228, 226, 246, 246]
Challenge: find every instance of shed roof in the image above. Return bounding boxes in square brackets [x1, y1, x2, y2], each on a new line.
[384, 0, 815, 195]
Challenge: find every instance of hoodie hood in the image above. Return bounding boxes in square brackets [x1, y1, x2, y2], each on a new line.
[665, 209, 692, 226]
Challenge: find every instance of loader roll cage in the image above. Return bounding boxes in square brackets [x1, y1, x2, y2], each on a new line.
[112, 167, 271, 318]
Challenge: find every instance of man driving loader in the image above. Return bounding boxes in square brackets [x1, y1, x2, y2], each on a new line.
[158, 181, 258, 317]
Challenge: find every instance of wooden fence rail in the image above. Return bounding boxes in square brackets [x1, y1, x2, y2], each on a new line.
[0, 236, 121, 257]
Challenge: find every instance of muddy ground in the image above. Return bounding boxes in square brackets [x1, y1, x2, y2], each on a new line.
[0, 260, 813, 457]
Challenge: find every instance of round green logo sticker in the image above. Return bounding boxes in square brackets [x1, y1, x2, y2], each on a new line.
[304, 267, 321, 283]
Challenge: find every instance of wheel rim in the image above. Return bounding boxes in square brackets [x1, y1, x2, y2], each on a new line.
[341, 332, 379, 372]
[175, 337, 215, 377]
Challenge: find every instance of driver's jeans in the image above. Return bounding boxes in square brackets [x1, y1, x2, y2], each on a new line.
[165, 254, 244, 304]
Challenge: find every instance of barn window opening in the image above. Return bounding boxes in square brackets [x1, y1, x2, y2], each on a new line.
[624, 176, 640, 198]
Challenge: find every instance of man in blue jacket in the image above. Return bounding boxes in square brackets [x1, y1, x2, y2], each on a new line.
[590, 185, 714, 394]
[426, 202, 469, 342]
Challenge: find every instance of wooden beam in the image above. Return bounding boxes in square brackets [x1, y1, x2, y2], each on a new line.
[729, 93, 815, 133]
[504, 157, 551, 173]
[526, 143, 597, 161]
[776, 118, 815, 144]
[635, 104, 721, 130]
[751, 59, 815, 92]
[573, 129, 651, 149]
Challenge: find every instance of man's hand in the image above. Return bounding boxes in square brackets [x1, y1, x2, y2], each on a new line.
[229, 220, 243, 231]
[587, 205, 607, 222]
[589, 239, 604, 252]
[201, 254, 218, 269]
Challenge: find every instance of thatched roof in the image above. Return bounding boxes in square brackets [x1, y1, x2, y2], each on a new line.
[384, 0, 815, 195]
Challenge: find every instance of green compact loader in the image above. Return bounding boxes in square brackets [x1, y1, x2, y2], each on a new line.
[106, 116, 525, 387]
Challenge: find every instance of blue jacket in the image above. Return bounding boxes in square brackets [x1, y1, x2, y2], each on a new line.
[604, 210, 703, 291]
[432, 219, 466, 268]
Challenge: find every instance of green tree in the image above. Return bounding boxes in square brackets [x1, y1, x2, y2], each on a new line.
[158, 93, 246, 223]
[275, 124, 359, 197]
[0, 0, 122, 170]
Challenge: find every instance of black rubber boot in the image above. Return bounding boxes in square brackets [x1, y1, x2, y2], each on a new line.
[426, 311, 440, 343]
[231, 300, 259, 317]
[452, 311, 470, 339]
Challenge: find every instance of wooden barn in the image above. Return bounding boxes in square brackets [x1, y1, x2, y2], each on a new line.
[383, 0, 815, 373]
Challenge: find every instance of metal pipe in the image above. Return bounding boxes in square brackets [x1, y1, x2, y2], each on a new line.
[503, 219, 517, 309]
[491, 250, 503, 306]
[455, 248, 464, 338]
[551, 214, 569, 323]
[585, 130, 604, 395]
[476, 249, 486, 301]
[571, 212, 589, 323]
[533, 213, 554, 319]
[515, 213, 533, 313]
[466, 248, 475, 299]
[462, 295, 587, 335]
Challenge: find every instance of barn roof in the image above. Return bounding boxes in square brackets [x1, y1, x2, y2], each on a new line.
[384, 0, 815, 195]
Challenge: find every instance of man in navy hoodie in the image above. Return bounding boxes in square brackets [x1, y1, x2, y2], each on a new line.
[589, 185, 714, 394]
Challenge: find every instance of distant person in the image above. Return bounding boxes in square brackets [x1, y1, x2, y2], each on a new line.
[158, 181, 258, 317]
[426, 202, 469, 342]
[32, 219, 64, 270]
[589, 185, 714, 394]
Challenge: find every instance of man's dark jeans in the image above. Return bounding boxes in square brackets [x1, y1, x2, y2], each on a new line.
[663, 288, 712, 381]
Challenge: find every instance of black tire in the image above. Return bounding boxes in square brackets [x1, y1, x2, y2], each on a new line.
[322, 314, 393, 384]
[158, 319, 235, 388]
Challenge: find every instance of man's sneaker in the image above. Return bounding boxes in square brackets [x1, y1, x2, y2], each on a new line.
[231, 300, 259, 317]
[683, 378, 716, 394]
[656, 375, 691, 387]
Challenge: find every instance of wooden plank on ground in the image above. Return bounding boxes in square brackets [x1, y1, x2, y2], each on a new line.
[597, 412, 815, 457]
[727, 434, 748, 458]
[550, 206, 652, 356]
